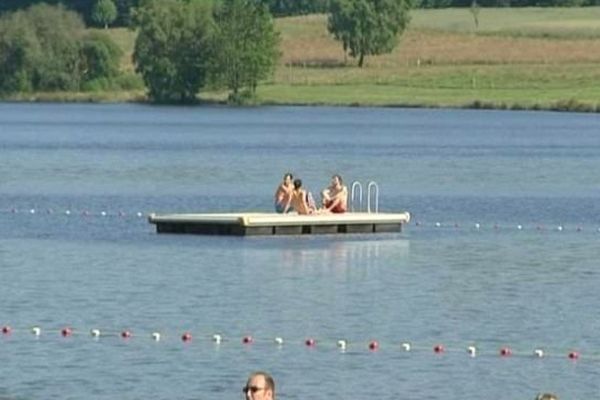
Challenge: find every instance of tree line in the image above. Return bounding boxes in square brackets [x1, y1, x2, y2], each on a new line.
[0, 0, 281, 103]
[0, 0, 414, 103]
[2, 0, 599, 28]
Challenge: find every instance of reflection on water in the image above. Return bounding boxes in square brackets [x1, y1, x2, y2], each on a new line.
[275, 237, 410, 279]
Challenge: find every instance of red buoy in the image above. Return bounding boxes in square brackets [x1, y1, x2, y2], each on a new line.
[305, 338, 316, 347]
[2, 326, 11, 335]
[243, 336, 253, 344]
[121, 330, 132, 339]
[500, 347, 512, 357]
[434, 344, 445, 353]
[61, 327, 73, 337]
[368, 340, 379, 351]
[181, 332, 192, 342]
[568, 351, 580, 360]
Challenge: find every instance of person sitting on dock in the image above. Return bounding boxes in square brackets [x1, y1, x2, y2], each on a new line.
[288, 178, 316, 215]
[274, 172, 294, 213]
[321, 174, 348, 213]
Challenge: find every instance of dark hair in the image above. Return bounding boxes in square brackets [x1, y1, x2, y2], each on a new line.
[248, 371, 275, 396]
[284, 172, 293, 180]
[535, 394, 558, 400]
[333, 174, 343, 184]
[293, 178, 302, 189]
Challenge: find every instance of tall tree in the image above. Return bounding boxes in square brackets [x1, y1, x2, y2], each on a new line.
[133, 0, 214, 103]
[92, 0, 118, 28]
[328, 0, 411, 67]
[0, 11, 38, 93]
[24, 4, 85, 90]
[211, 0, 280, 102]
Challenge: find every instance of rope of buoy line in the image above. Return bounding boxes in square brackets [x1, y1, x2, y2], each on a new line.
[0, 208, 146, 218]
[412, 220, 600, 233]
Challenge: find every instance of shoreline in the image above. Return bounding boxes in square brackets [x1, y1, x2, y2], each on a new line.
[2, 92, 598, 113]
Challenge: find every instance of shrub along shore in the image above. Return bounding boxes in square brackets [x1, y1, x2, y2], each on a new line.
[4, 7, 600, 112]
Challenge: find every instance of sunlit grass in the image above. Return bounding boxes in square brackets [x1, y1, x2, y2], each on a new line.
[410, 7, 600, 37]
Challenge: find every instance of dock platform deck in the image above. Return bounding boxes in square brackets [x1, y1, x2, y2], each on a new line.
[148, 212, 410, 236]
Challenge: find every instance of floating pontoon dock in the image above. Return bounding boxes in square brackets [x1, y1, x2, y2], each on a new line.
[148, 212, 410, 236]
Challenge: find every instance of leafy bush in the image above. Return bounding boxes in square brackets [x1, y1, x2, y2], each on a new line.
[0, 3, 123, 95]
[26, 4, 85, 91]
[81, 32, 123, 82]
[113, 72, 144, 90]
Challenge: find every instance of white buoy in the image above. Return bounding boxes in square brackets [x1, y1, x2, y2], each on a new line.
[534, 349, 544, 358]
[557, 226, 563, 231]
[31, 326, 41, 336]
[401, 342, 411, 351]
[65, 210, 71, 215]
[337, 339, 347, 350]
[29, 209, 36, 214]
[475, 223, 480, 230]
[90, 329, 101, 338]
[101, 211, 107, 217]
[517, 225, 522, 230]
[467, 346, 477, 357]
[274, 337, 284, 345]
[212, 334, 222, 344]
[137, 212, 143, 218]
[151, 332, 161, 341]
[435, 222, 441, 227]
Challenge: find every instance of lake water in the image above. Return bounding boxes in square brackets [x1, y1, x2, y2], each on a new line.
[1, 103, 599, 400]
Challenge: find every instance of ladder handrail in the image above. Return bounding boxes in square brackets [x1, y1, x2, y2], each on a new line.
[350, 181, 363, 212]
[367, 181, 379, 213]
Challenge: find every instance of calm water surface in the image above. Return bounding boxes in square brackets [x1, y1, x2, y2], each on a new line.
[1, 104, 599, 400]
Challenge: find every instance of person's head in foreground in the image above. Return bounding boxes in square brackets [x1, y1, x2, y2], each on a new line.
[243, 371, 275, 400]
[535, 393, 558, 400]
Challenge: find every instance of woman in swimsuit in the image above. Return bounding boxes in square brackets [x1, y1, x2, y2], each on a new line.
[289, 179, 315, 215]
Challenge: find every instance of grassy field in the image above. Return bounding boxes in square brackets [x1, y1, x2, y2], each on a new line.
[257, 8, 600, 110]
[15, 7, 600, 110]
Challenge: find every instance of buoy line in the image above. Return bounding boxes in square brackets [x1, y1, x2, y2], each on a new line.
[0, 325, 589, 361]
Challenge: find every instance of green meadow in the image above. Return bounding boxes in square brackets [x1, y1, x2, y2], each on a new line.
[16, 7, 600, 110]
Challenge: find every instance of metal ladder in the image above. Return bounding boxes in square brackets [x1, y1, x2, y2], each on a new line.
[350, 181, 379, 213]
